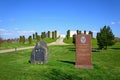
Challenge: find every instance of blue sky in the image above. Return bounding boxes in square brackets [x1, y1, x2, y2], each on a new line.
[0, 0, 120, 39]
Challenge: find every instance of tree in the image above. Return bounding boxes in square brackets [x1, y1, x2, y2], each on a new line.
[55, 30, 57, 38]
[0, 37, 3, 46]
[35, 32, 38, 39]
[72, 34, 76, 44]
[66, 30, 70, 39]
[48, 31, 50, 38]
[19, 36, 22, 43]
[22, 36, 25, 44]
[33, 34, 35, 39]
[77, 30, 79, 34]
[84, 30, 86, 34]
[36, 35, 41, 42]
[52, 31, 55, 39]
[89, 31, 93, 38]
[97, 26, 115, 49]
[28, 36, 32, 44]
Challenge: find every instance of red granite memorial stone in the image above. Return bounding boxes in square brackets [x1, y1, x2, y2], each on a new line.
[75, 34, 93, 69]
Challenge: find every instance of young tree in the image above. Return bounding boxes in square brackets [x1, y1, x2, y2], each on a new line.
[28, 36, 32, 44]
[77, 30, 79, 34]
[55, 30, 57, 38]
[0, 37, 3, 46]
[22, 36, 25, 44]
[48, 31, 50, 38]
[97, 26, 115, 49]
[33, 34, 35, 39]
[52, 31, 55, 39]
[84, 30, 86, 34]
[89, 31, 93, 38]
[36, 35, 41, 42]
[66, 30, 70, 39]
[35, 32, 38, 39]
[72, 34, 76, 44]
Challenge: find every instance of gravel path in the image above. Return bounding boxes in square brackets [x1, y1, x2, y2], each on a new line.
[0, 38, 69, 53]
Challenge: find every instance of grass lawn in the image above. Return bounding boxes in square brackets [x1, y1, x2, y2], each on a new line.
[0, 38, 57, 50]
[0, 42, 120, 80]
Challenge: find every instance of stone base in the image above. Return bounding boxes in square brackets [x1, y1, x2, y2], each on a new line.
[75, 65, 93, 69]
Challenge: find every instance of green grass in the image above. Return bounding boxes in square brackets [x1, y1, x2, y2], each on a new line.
[0, 43, 120, 80]
[63, 37, 73, 44]
[0, 38, 57, 50]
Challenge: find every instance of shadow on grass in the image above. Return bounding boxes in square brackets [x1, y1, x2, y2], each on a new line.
[57, 60, 75, 65]
[45, 68, 83, 80]
[111, 48, 120, 50]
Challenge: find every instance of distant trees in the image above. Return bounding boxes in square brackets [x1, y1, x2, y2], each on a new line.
[97, 26, 115, 49]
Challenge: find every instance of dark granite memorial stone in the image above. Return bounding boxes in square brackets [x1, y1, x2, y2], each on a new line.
[30, 41, 49, 64]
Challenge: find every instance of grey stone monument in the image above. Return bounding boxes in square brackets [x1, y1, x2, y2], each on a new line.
[30, 41, 49, 64]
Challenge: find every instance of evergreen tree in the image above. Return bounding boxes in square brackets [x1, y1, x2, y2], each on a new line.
[84, 30, 86, 34]
[48, 31, 50, 38]
[72, 34, 76, 44]
[0, 37, 3, 46]
[77, 30, 79, 34]
[55, 30, 57, 38]
[97, 26, 115, 49]
[36, 35, 41, 42]
[52, 31, 55, 39]
[33, 34, 35, 39]
[19, 36, 22, 43]
[35, 32, 38, 39]
[89, 31, 93, 38]
[28, 36, 32, 44]
[22, 36, 25, 44]
[66, 30, 70, 39]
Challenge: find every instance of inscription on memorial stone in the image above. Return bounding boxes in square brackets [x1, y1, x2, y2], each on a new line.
[75, 34, 93, 69]
[30, 41, 49, 64]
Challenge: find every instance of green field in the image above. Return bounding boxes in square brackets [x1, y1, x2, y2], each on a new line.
[0, 42, 120, 80]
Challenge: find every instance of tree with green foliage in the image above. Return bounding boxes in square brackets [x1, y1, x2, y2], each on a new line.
[35, 32, 38, 39]
[19, 36, 22, 43]
[52, 31, 55, 39]
[77, 30, 79, 34]
[28, 36, 32, 44]
[89, 31, 93, 38]
[33, 34, 35, 39]
[66, 30, 70, 39]
[97, 26, 115, 49]
[72, 34, 76, 44]
[22, 36, 25, 44]
[55, 30, 57, 38]
[84, 30, 86, 34]
[36, 35, 41, 42]
[48, 31, 50, 38]
[41, 32, 46, 39]
[19, 36, 25, 44]
[0, 37, 3, 46]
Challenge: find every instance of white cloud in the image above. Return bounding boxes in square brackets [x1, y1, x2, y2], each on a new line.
[111, 21, 120, 24]
[0, 28, 35, 39]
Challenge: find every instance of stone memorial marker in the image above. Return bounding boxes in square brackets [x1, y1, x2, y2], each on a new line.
[75, 34, 93, 68]
[30, 41, 49, 64]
